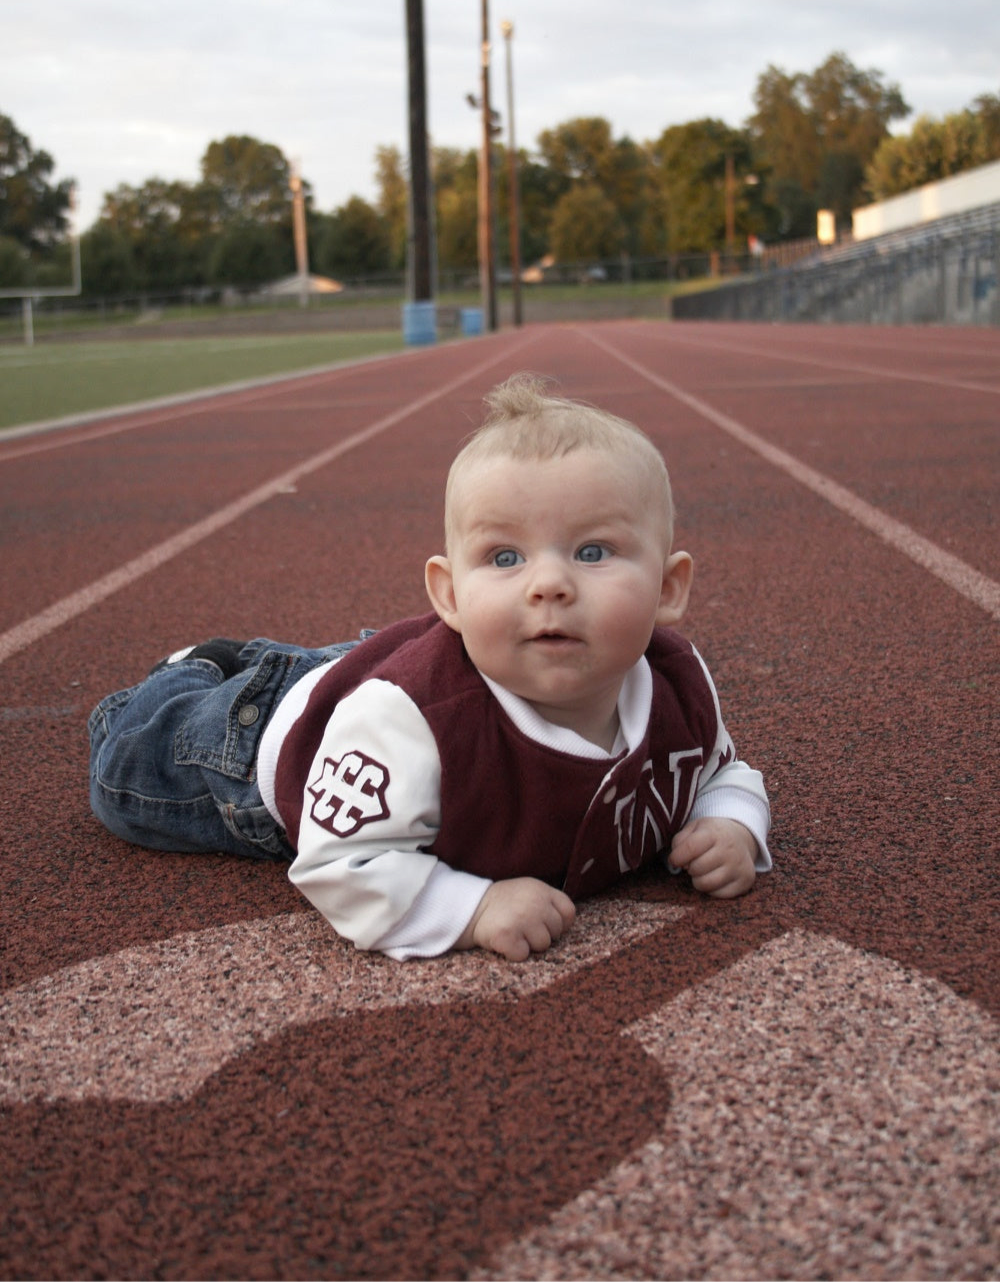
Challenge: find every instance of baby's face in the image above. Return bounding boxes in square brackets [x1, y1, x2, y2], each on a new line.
[434, 448, 680, 739]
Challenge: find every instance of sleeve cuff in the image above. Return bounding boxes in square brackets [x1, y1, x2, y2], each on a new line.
[689, 785, 772, 871]
[371, 862, 493, 960]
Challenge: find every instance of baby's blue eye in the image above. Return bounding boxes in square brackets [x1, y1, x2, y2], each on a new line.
[492, 549, 524, 568]
[577, 543, 608, 563]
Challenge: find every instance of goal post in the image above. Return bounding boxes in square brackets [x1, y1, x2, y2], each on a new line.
[0, 188, 83, 345]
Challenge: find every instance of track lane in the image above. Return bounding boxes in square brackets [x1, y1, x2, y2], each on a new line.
[1, 320, 996, 998]
[3, 319, 994, 670]
[588, 321, 998, 579]
[1, 321, 996, 1281]
[582, 325, 998, 616]
[0, 334, 535, 651]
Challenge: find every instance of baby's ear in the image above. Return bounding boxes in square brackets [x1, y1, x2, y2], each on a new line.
[425, 556, 462, 631]
[656, 551, 693, 627]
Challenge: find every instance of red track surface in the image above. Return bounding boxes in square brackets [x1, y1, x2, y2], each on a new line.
[1, 321, 997, 1280]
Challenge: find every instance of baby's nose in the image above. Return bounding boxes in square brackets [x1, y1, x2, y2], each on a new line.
[527, 554, 575, 600]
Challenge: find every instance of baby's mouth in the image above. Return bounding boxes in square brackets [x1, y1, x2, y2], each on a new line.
[528, 630, 581, 646]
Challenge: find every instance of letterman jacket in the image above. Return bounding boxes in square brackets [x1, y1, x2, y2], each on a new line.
[265, 613, 771, 959]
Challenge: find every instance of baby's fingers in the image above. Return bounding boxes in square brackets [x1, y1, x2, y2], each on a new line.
[522, 896, 574, 954]
[689, 850, 757, 898]
[526, 896, 576, 957]
[668, 823, 709, 870]
[549, 890, 577, 935]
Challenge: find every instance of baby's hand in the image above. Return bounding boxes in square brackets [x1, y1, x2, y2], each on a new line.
[457, 878, 576, 961]
[669, 817, 758, 898]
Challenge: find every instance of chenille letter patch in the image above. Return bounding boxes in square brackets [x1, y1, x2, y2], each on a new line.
[307, 751, 391, 837]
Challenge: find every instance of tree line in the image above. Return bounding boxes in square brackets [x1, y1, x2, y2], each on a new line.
[1, 51, 997, 296]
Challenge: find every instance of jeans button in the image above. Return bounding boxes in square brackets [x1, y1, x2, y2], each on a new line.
[238, 704, 260, 727]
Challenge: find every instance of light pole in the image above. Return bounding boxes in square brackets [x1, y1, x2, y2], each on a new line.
[478, 0, 498, 331]
[500, 19, 522, 327]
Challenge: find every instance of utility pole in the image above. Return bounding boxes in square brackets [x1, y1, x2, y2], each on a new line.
[478, 0, 498, 331]
[500, 19, 522, 327]
[290, 161, 309, 308]
[406, 0, 433, 303]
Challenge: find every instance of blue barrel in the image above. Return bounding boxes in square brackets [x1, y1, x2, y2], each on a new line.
[460, 307, 484, 336]
[402, 301, 436, 345]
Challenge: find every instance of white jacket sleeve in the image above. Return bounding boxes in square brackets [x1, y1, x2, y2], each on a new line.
[287, 678, 490, 953]
[691, 761, 772, 870]
[687, 645, 772, 871]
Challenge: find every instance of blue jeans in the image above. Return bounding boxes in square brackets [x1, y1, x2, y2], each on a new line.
[88, 636, 366, 861]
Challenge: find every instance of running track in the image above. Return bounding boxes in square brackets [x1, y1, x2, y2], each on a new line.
[1, 321, 997, 1280]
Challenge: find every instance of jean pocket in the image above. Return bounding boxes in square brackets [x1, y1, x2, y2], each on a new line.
[174, 649, 302, 782]
[220, 800, 293, 861]
[87, 682, 142, 745]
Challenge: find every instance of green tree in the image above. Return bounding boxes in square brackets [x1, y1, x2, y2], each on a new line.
[535, 117, 654, 260]
[198, 135, 293, 228]
[208, 220, 291, 288]
[973, 92, 1001, 158]
[207, 221, 288, 289]
[0, 112, 74, 253]
[432, 146, 478, 273]
[748, 51, 909, 235]
[602, 136, 651, 257]
[865, 95, 1000, 198]
[650, 119, 761, 253]
[32, 240, 75, 287]
[97, 178, 207, 289]
[510, 153, 566, 266]
[0, 232, 31, 287]
[315, 196, 391, 277]
[548, 183, 623, 261]
[90, 137, 305, 292]
[375, 144, 408, 271]
[80, 223, 137, 295]
[536, 116, 615, 184]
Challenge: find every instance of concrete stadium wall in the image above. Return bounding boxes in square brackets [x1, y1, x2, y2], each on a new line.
[853, 161, 1000, 241]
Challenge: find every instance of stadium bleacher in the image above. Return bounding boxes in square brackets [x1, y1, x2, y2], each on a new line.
[672, 201, 1000, 325]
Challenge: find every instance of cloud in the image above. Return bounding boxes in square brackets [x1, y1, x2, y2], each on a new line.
[3, 0, 997, 229]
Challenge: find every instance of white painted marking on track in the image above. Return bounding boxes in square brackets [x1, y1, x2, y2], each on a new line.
[479, 930, 998, 1282]
[0, 899, 686, 1104]
[586, 330, 999, 620]
[0, 339, 532, 665]
[647, 325, 998, 394]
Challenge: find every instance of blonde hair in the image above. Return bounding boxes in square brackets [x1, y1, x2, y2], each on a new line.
[444, 373, 676, 549]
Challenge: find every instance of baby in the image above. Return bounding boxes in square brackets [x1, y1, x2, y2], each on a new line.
[89, 374, 771, 961]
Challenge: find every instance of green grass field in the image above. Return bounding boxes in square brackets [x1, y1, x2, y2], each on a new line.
[0, 278, 716, 432]
[0, 330, 406, 431]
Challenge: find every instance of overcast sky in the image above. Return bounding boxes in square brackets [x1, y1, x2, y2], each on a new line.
[4, 0, 998, 231]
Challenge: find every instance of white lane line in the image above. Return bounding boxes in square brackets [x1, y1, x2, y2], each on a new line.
[586, 329, 999, 620]
[649, 325, 997, 394]
[0, 340, 530, 665]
